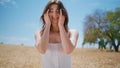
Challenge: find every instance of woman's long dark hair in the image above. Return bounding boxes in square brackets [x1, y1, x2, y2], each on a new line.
[40, 1, 69, 35]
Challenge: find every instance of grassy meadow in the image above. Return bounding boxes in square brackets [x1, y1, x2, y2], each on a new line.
[0, 44, 120, 68]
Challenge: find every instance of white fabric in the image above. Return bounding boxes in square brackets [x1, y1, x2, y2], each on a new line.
[41, 43, 71, 68]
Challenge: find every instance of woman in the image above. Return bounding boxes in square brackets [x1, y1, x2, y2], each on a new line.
[35, 0, 79, 68]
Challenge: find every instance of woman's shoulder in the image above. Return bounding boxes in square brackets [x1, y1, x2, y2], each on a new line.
[69, 29, 79, 34]
[34, 29, 41, 36]
[35, 30, 40, 34]
[68, 29, 79, 37]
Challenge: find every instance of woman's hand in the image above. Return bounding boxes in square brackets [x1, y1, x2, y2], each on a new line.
[58, 9, 65, 27]
[44, 9, 51, 26]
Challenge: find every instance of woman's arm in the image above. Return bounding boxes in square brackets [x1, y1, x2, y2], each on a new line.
[35, 10, 51, 54]
[58, 10, 79, 54]
[59, 26, 79, 54]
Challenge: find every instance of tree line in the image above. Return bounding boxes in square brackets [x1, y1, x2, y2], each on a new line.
[83, 7, 120, 52]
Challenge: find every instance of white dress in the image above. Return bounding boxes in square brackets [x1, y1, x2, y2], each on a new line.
[41, 43, 71, 68]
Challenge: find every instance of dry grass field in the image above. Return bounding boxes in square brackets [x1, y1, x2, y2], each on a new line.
[0, 44, 120, 68]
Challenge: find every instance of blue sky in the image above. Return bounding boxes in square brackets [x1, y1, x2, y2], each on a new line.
[0, 0, 120, 47]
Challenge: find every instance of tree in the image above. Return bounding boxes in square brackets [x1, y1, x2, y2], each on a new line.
[83, 9, 106, 48]
[83, 7, 120, 52]
[0, 42, 4, 44]
[105, 7, 120, 52]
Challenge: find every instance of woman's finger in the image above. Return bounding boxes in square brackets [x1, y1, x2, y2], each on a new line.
[60, 9, 62, 16]
[46, 9, 49, 14]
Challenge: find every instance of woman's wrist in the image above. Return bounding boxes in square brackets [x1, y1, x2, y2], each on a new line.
[46, 23, 51, 27]
[58, 22, 64, 27]
[59, 24, 64, 30]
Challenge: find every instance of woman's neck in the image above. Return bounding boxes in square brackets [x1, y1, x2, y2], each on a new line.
[51, 24, 59, 33]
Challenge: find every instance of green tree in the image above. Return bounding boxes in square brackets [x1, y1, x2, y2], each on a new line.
[83, 9, 106, 48]
[105, 7, 120, 52]
[83, 7, 120, 52]
[0, 42, 4, 44]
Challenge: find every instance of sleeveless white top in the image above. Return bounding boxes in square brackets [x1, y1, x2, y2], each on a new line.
[41, 43, 71, 68]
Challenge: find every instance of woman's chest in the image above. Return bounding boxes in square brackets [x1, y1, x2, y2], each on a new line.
[49, 33, 61, 43]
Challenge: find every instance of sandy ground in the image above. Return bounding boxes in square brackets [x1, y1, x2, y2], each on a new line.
[0, 44, 120, 68]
